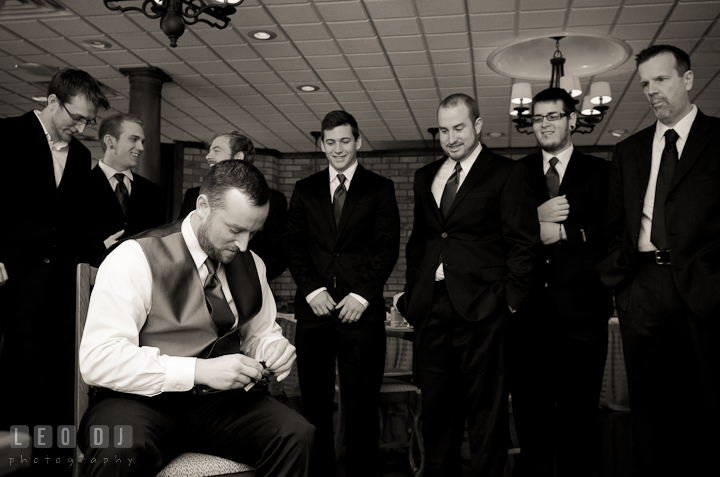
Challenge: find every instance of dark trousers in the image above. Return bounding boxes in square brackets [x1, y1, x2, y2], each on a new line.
[415, 281, 508, 477]
[617, 262, 720, 477]
[508, 309, 608, 477]
[295, 317, 385, 477]
[78, 388, 314, 477]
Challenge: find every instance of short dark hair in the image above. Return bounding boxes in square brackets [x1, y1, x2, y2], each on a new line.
[321, 110, 359, 140]
[531, 88, 577, 115]
[636, 45, 691, 75]
[210, 130, 256, 163]
[47, 69, 110, 109]
[199, 159, 269, 210]
[98, 113, 144, 153]
[438, 93, 480, 124]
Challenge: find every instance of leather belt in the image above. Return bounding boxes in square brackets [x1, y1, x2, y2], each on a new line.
[637, 250, 671, 265]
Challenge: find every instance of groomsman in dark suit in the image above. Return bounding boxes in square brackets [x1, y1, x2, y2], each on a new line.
[511, 88, 612, 477]
[285, 111, 400, 476]
[0, 68, 109, 476]
[399, 94, 538, 476]
[88, 113, 164, 264]
[179, 131, 288, 281]
[598, 44, 720, 477]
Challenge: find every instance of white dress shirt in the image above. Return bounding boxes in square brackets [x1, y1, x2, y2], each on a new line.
[79, 212, 284, 396]
[97, 160, 134, 195]
[305, 160, 369, 309]
[431, 142, 482, 281]
[34, 110, 69, 187]
[638, 105, 698, 252]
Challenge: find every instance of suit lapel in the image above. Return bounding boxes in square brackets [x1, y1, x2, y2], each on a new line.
[445, 147, 495, 220]
[670, 110, 710, 191]
[634, 126, 655, 201]
[315, 168, 337, 235]
[422, 158, 444, 228]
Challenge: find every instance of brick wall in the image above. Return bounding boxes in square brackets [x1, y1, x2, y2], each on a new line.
[182, 146, 613, 311]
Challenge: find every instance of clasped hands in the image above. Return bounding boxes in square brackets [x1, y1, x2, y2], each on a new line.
[309, 291, 364, 324]
[194, 339, 296, 391]
[538, 195, 569, 245]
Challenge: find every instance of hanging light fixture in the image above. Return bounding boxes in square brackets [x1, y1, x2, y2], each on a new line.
[103, 0, 244, 48]
[508, 36, 612, 135]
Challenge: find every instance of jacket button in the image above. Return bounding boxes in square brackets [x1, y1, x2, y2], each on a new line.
[546, 259, 551, 264]
[44, 258, 50, 264]
[441, 232, 447, 238]
[334, 253, 340, 257]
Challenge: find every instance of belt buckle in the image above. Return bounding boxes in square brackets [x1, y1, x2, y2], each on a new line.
[654, 250, 670, 265]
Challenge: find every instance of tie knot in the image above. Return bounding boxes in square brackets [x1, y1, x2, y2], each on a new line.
[664, 129, 679, 146]
[337, 174, 346, 186]
[114, 173, 125, 184]
[453, 161, 461, 173]
[549, 157, 559, 167]
[205, 257, 218, 276]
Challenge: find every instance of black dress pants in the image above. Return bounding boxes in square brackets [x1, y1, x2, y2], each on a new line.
[78, 388, 314, 477]
[509, 308, 608, 477]
[616, 262, 720, 477]
[415, 281, 509, 477]
[295, 317, 385, 477]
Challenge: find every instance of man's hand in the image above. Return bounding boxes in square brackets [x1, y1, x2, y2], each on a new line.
[540, 222, 561, 245]
[259, 339, 296, 382]
[103, 229, 125, 249]
[537, 196, 569, 223]
[194, 353, 265, 390]
[336, 295, 365, 324]
[0, 262, 7, 287]
[309, 291, 336, 317]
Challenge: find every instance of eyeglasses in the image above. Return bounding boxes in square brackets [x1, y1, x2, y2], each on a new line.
[530, 112, 567, 124]
[60, 102, 96, 127]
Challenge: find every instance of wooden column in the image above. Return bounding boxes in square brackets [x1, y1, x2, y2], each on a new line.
[119, 67, 172, 185]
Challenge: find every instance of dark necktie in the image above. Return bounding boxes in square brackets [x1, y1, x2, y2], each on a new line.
[204, 258, 235, 336]
[114, 173, 129, 215]
[440, 161, 461, 219]
[651, 129, 680, 251]
[546, 157, 560, 199]
[333, 173, 346, 227]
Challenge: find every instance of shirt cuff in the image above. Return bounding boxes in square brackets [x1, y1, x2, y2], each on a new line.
[306, 287, 327, 304]
[161, 356, 197, 393]
[349, 293, 369, 309]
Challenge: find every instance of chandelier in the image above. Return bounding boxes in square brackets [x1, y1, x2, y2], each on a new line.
[103, 0, 244, 48]
[509, 36, 612, 135]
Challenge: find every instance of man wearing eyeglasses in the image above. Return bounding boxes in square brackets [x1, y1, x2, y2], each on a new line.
[0, 68, 109, 476]
[510, 88, 612, 477]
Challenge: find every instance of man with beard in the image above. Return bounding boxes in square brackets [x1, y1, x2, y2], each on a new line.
[511, 88, 612, 477]
[399, 93, 538, 476]
[78, 160, 314, 477]
[598, 44, 720, 476]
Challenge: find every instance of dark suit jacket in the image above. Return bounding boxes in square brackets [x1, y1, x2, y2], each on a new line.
[401, 147, 538, 328]
[179, 186, 289, 281]
[285, 164, 400, 322]
[520, 150, 613, 327]
[88, 165, 164, 263]
[597, 110, 720, 320]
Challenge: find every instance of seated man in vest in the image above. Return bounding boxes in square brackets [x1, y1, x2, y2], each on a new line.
[78, 160, 314, 477]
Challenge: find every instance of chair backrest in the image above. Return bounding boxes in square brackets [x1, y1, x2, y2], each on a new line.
[74, 263, 97, 477]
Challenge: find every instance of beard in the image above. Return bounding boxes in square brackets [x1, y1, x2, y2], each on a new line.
[197, 218, 237, 265]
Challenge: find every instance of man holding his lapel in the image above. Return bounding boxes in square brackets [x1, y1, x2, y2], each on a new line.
[511, 88, 612, 477]
[598, 44, 720, 476]
[399, 93, 538, 476]
[285, 110, 400, 476]
[88, 113, 165, 264]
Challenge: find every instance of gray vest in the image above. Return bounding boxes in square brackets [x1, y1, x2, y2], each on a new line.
[134, 220, 262, 358]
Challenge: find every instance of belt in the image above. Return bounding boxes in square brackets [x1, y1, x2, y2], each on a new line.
[637, 250, 671, 265]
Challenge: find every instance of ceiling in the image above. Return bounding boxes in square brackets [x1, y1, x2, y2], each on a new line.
[0, 0, 719, 154]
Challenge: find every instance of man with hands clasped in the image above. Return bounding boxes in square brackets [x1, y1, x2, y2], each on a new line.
[286, 110, 400, 476]
[511, 88, 612, 477]
[79, 160, 314, 477]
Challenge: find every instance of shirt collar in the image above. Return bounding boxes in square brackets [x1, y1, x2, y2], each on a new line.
[654, 104, 697, 143]
[541, 143, 574, 167]
[34, 110, 68, 151]
[329, 160, 359, 184]
[182, 211, 210, 271]
[98, 159, 134, 182]
[446, 141, 482, 172]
